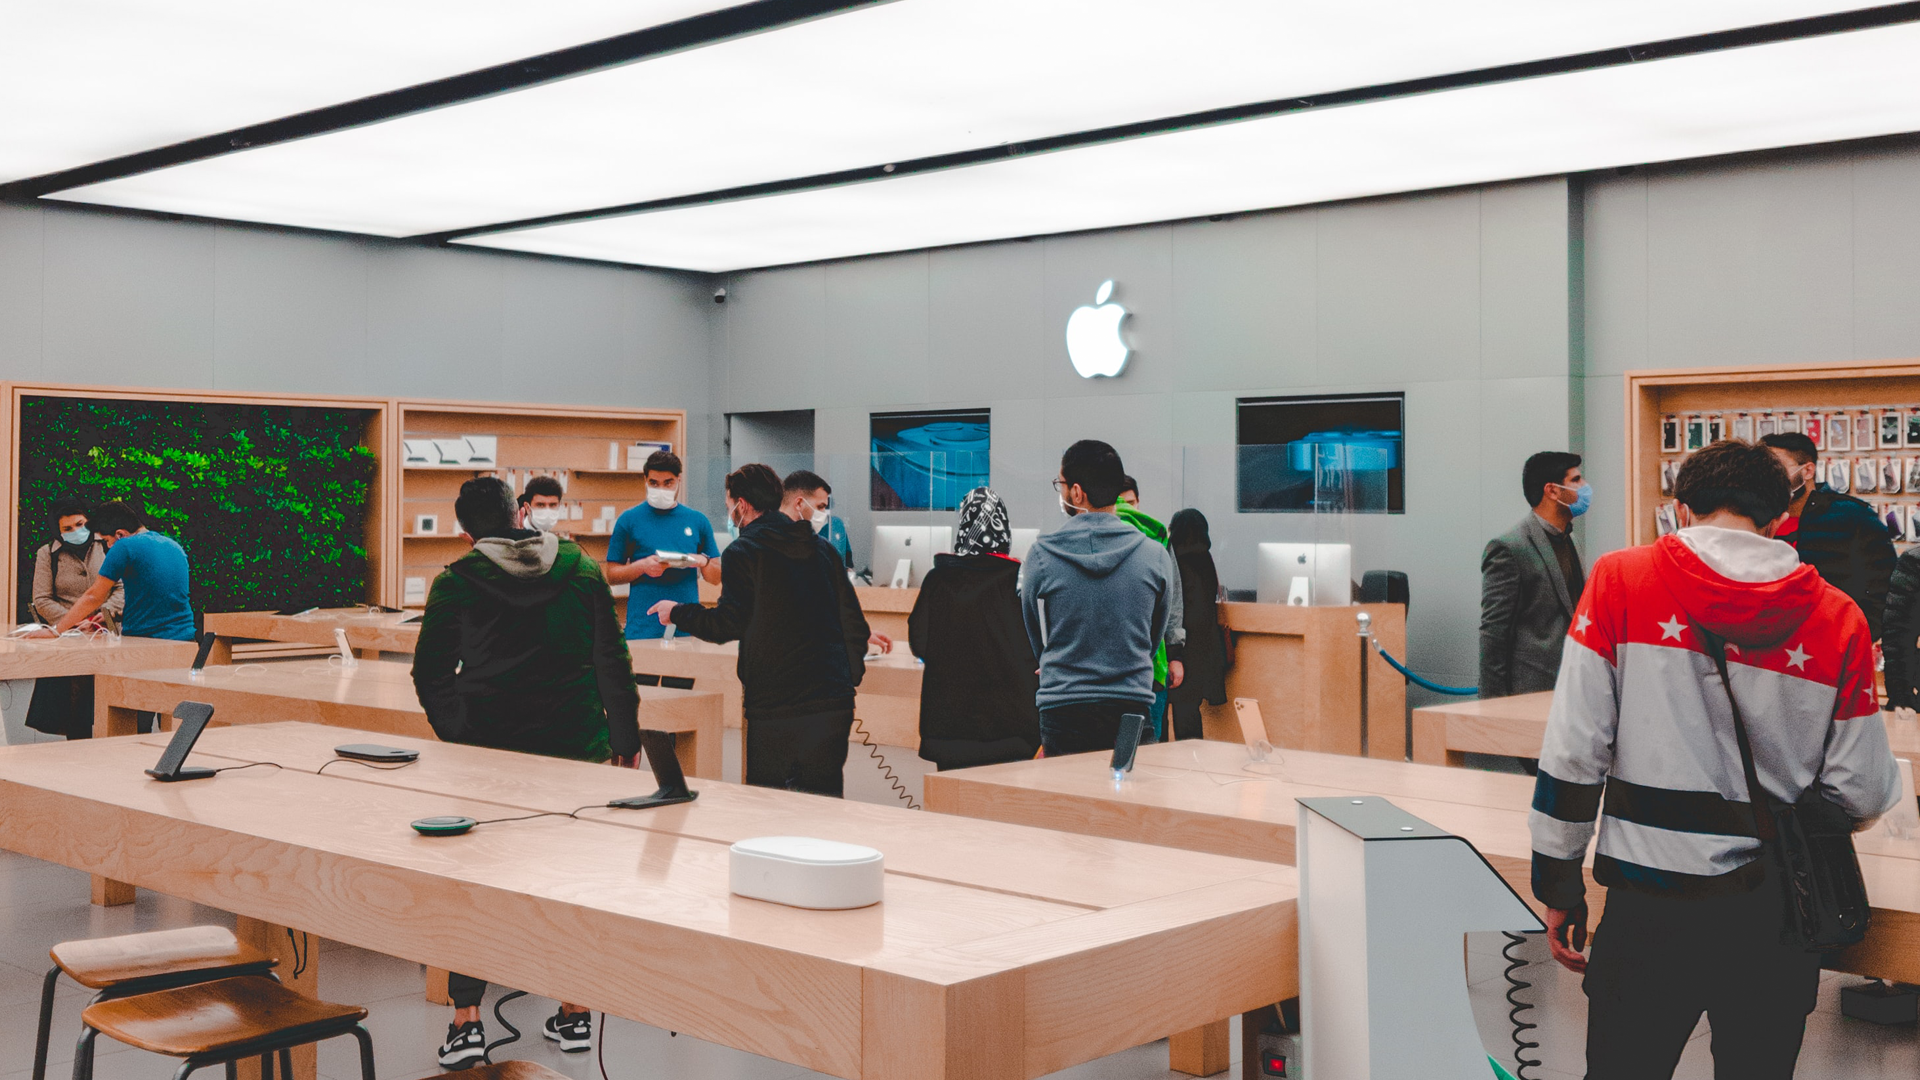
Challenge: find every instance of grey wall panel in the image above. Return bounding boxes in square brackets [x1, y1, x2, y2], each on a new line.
[1583, 176, 1649, 380]
[1039, 225, 1176, 399]
[1852, 147, 1920, 360]
[1480, 180, 1574, 380]
[722, 266, 827, 414]
[824, 252, 932, 410]
[363, 246, 507, 399]
[0, 206, 45, 379]
[211, 226, 369, 396]
[1580, 375, 1626, 559]
[1167, 212, 1317, 393]
[927, 242, 1048, 406]
[40, 209, 216, 389]
[1314, 189, 1482, 385]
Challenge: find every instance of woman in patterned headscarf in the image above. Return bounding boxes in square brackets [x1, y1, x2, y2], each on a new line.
[908, 487, 1041, 769]
[1167, 508, 1230, 740]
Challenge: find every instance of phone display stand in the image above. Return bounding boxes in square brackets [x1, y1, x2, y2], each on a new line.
[889, 558, 912, 589]
[1233, 698, 1275, 763]
[146, 702, 218, 782]
[610, 730, 699, 809]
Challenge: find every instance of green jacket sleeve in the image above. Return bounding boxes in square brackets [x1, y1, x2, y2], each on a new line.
[410, 571, 471, 744]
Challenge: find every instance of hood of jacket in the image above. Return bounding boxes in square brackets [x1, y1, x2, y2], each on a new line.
[1650, 531, 1827, 650]
[1113, 503, 1168, 545]
[1032, 512, 1150, 578]
[451, 532, 573, 608]
[740, 510, 830, 560]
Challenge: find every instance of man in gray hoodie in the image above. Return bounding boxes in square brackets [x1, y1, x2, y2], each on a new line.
[1021, 440, 1179, 756]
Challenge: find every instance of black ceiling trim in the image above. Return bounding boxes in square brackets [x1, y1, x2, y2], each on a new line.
[427, 0, 1920, 244]
[0, 0, 881, 201]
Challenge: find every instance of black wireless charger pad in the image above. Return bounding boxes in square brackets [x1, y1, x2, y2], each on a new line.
[410, 816, 477, 836]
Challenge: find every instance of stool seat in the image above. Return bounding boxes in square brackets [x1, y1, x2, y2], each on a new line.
[51, 926, 274, 990]
[80, 976, 365, 1058]
[408, 1064, 569, 1080]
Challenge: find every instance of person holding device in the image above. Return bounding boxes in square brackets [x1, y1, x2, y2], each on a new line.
[22, 499, 124, 739]
[35, 501, 193, 643]
[651, 463, 865, 796]
[1531, 440, 1899, 1079]
[1020, 440, 1177, 757]
[410, 477, 642, 1065]
[605, 450, 721, 641]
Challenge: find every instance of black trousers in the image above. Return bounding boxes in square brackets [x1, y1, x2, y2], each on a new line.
[746, 709, 853, 797]
[24, 676, 94, 739]
[1583, 872, 1821, 1080]
[1038, 699, 1153, 757]
[447, 972, 486, 1010]
[1166, 688, 1206, 742]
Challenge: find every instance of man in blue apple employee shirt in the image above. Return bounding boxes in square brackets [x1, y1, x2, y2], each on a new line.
[38, 500, 196, 642]
[604, 450, 722, 640]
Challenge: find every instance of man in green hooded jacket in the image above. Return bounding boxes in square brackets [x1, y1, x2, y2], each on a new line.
[412, 476, 640, 1065]
[1116, 476, 1184, 739]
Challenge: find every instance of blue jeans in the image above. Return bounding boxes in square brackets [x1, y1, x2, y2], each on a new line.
[1039, 699, 1154, 757]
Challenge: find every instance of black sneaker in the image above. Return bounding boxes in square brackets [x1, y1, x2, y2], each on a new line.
[544, 1009, 592, 1053]
[438, 1020, 487, 1070]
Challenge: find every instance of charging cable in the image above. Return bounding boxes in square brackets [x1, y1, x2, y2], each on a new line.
[315, 757, 418, 777]
[210, 761, 283, 776]
[852, 717, 919, 809]
[1501, 932, 1542, 1079]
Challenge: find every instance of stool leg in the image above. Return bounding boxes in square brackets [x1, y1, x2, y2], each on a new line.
[171, 1062, 199, 1080]
[33, 966, 59, 1080]
[69, 1027, 96, 1080]
[225, 1064, 237, 1080]
[232, 917, 318, 1080]
[350, 1025, 376, 1080]
[258, 1054, 272, 1080]
[277, 1049, 292, 1080]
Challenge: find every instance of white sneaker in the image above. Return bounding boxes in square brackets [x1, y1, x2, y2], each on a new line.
[438, 1021, 487, 1070]
[544, 1009, 592, 1053]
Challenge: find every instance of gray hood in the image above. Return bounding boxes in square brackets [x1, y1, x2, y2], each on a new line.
[472, 532, 559, 579]
[1031, 513, 1148, 577]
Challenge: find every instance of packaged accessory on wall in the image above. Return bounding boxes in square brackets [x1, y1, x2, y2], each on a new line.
[1907, 505, 1920, 543]
[1732, 412, 1753, 442]
[1828, 411, 1851, 451]
[1662, 414, 1681, 453]
[1757, 411, 1777, 438]
[1906, 407, 1920, 447]
[1856, 457, 1879, 494]
[1884, 410, 1905, 449]
[1659, 458, 1675, 497]
[1707, 414, 1725, 443]
[1654, 502, 1679, 536]
[1829, 458, 1851, 493]
[1805, 413, 1824, 449]
[1907, 456, 1920, 493]
[1884, 457, 1903, 495]
[1685, 415, 1707, 451]
[1884, 504, 1904, 536]
[1856, 411, 1876, 452]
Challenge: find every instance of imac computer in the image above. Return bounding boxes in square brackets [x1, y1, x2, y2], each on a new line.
[872, 526, 945, 588]
[1256, 543, 1354, 606]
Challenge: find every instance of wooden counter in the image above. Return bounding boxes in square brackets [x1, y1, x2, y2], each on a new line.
[1410, 692, 1555, 765]
[0, 724, 1297, 1080]
[630, 637, 924, 748]
[0, 627, 198, 680]
[1213, 602, 1406, 759]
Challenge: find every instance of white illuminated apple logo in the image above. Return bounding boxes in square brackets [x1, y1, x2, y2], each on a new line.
[1066, 279, 1130, 378]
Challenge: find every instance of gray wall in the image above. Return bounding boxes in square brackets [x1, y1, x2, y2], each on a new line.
[713, 178, 1580, 692]
[1582, 138, 1920, 561]
[0, 201, 717, 492]
[727, 409, 816, 481]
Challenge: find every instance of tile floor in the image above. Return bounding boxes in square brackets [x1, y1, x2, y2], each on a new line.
[4, 706, 1917, 1079]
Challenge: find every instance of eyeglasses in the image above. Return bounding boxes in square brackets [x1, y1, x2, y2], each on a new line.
[1051, 479, 1070, 494]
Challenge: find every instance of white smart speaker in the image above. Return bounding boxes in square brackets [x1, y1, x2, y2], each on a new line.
[728, 836, 884, 910]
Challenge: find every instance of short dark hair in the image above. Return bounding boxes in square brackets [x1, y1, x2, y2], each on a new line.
[726, 463, 783, 514]
[1061, 440, 1126, 509]
[50, 498, 90, 529]
[1522, 451, 1583, 507]
[1674, 440, 1791, 527]
[1759, 432, 1818, 466]
[1118, 474, 1139, 499]
[455, 477, 518, 539]
[88, 501, 143, 537]
[783, 469, 830, 496]
[643, 450, 682, 477]
[523, 475, 564, 501]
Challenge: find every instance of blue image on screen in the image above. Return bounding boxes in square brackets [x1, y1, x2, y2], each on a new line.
[871, 414, 990, 510]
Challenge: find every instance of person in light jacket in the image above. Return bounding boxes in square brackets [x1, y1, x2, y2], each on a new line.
[23, 499, 122, 739]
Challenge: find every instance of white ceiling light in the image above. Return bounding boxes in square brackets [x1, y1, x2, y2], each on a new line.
[50, 0, 1886, 236]
[455, 21, 1920, 272]
[0, 0, 743, 183]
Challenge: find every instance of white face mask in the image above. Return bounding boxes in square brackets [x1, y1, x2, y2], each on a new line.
[1059, 496, 1080, 518]
[811, 507, 830, 531]
[646, 486, 677, 511]
[60, 527, 90, 546]
[527, 507, 564, 533]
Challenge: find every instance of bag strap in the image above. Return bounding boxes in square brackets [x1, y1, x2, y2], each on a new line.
[1698, 625, 1779, 843]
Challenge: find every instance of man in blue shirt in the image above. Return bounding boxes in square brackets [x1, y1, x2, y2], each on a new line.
[39, 501, 195, 641]
[605, 451, 721, 640]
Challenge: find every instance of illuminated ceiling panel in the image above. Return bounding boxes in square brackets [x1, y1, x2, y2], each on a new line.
[51, 0, 1888, 235]
[1, 0, 745, 182]
[457, 22, 1920, 271]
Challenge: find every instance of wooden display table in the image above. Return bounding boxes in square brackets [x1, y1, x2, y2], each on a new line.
[0, 723, 1297, 1080]
[0, 627, 198, 680]
[926, 738, 1920, 989]
[630, 637, 925, 748]
[854, 585, 916, 642]
[1212, 603, 1407, 759]
[204, 609, 421, 661]
[1410, 692, 1554, 765]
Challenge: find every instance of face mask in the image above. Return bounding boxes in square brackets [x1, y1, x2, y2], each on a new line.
[647, 487, 677, 511]
[527, 508, 563, 533]
[1789, 468, 1814, 504]
[810, 507, 830, 532]
[1560, 482, 1593, 518]
[60, 528, 90, 546]
[1059, 495, 1080, 518]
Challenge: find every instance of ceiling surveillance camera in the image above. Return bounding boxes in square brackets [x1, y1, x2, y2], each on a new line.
[713, 287, 728, 304]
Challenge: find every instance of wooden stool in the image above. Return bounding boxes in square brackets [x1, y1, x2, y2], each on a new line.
[73, 975, 373, 1080]
[406, 1064, 568, 1080]
[34, 926, 276, 1080]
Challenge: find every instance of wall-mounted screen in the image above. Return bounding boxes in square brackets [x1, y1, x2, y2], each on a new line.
[15, 395, 380, 619]
[1237, 393, 1404, 513]
[870, 409, 990, 511]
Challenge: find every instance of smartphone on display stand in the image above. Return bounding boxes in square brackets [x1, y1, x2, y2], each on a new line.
[1110, 713, 1148, 779]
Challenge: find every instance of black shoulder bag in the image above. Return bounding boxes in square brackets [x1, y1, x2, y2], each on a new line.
[1702, 628, 1871, 951]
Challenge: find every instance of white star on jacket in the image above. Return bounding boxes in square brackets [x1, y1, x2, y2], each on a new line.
[1659, 616, 1686, 641]
[1574, 613, 1591, 634]
[1785, 644, 1811, 670]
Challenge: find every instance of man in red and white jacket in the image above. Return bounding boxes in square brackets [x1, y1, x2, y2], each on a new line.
[1530, 439, 1899, 1080]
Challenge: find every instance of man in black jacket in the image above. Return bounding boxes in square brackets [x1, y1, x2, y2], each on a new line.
[1762, 433, 1896, 641]
[649, 463, 869, 796]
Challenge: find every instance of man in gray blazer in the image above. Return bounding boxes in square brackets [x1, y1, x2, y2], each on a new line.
[1480, 451, 1589, 698]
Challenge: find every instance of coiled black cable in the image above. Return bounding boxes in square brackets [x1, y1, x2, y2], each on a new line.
[1502, 931, 1542, 1080]
[852, 716, 919, 809]
[482, 989, 530, 1063]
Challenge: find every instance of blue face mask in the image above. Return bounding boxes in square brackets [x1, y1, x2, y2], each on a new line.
[1562, 483, 1592, 518]
[60, 527, 90, 547]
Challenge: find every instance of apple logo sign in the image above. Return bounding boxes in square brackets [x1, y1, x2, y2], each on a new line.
[1065, 279, 1130, 378]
